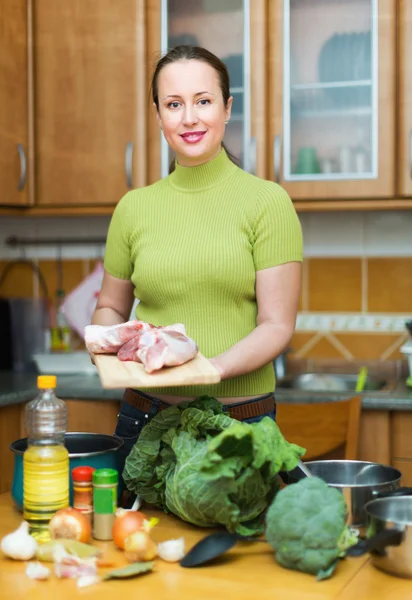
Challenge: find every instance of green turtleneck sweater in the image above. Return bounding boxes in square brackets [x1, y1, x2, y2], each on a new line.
[104, 149, 303, 396]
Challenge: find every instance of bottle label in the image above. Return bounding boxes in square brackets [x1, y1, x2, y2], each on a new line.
[93, 487, 116, 514]
[73, 486, 93, 513]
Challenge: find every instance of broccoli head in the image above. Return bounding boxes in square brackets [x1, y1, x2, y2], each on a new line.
[265, 477, 358, 579]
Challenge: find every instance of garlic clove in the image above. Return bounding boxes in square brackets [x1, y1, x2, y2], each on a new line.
[157, 537, 185, 562]
[26, 561, 51, 580]
[77, 574, 101, 588]
[1, 521, 38, 561]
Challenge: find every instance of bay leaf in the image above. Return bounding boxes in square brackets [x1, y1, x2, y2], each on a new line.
[35, 539, 102, 562]
[103, 561, 154, 580]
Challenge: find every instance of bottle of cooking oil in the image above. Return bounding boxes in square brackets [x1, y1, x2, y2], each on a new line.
[23, 375, 69, 541]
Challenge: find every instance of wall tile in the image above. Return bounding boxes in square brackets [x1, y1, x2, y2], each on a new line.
[364, 212, 412, 257]
[368, 258, 412, 313]
[0, 217, 109, 260]
[37, 260, 87, 300]
[303, 212, 364, 257]
[0, 261, 35, 298]
[308, 258, 363, 312]
[300, 336, 345, 360]
[289, 332, 315, 357]
[335, 333, 406, 360]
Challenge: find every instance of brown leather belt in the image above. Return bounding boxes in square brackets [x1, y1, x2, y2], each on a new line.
[123, 388, 275, 421]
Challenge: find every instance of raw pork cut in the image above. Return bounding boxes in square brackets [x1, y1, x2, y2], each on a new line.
[85, 320, 198, 373]
[120, 327, 198, 373]
[84, 320, 153, 353]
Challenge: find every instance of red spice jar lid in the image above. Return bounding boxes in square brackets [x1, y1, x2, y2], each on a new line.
[72, 466, 95, 482]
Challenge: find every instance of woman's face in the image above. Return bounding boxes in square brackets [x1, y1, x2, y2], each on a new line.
[155, 60, 232, 167]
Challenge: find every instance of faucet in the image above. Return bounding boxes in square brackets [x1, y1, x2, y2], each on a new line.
[274, 349, 291, 381]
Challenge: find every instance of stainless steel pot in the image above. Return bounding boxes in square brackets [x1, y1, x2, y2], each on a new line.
[348, 491, 412, 578]
[289, 460, 401, 528]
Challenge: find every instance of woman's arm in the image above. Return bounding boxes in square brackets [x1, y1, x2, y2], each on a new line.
[210, 261, 301, 380]
[92, 271, 135, 326]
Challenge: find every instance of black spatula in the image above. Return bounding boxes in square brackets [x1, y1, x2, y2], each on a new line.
[180, 531, 266, 568]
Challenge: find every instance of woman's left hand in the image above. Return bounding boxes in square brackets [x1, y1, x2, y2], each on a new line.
[209, 357, 226, 380]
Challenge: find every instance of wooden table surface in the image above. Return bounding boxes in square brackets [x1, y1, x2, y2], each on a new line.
[0, 493, 408, 599]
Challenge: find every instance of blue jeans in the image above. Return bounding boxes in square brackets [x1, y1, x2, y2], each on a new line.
[114, 392, 276, 500]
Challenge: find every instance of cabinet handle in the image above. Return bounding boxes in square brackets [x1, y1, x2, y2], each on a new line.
[249, 137, 256, 175]
[410, 131, 412, 179]
[273, 135, 281, 183]
[125, 141, 134, 189]
[17, 144, 26, 191]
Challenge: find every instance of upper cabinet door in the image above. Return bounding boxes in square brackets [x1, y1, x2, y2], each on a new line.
[0, 0, 32, 206]
[269, 0, 396, 200]
[153, 0, 265, 180]
[34, 0, 147, 206]
[398, 0, 412, 197]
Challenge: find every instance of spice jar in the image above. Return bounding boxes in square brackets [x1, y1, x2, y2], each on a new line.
[92, 468, 118, 540]
[72, 466, 95, 522]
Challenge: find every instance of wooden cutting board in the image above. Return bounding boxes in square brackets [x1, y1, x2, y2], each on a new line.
[94, 352, 221, 389]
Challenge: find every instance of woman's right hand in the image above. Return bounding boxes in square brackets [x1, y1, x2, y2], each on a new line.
[88, 349, 96, 365]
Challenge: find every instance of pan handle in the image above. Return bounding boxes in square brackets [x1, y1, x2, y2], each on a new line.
[375, 486, 412, 499]
[347, 529, 403, 557]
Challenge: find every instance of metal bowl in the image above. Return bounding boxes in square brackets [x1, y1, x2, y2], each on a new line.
[289, 460, 402, 528]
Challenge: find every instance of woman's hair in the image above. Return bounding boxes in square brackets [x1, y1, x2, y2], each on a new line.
[151, 45, 239, 173]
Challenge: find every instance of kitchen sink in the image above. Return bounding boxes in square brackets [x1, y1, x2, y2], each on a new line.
[276, 373, 388, 392]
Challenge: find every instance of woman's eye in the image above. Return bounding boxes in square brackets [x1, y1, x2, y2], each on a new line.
[167, 101, 181, 109]
[198, 99, 210, 106]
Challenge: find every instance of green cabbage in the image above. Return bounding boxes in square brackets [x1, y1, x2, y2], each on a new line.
[123, 396, 305, 535]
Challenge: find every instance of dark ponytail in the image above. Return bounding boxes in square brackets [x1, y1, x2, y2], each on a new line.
[151, 45, 239, 174]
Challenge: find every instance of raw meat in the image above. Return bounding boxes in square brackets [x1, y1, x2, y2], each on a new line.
[85, 320, 198, 373]
[84, 320, 153, 353]
[122, 327, 198, 373]
[117, 336, 143, 363]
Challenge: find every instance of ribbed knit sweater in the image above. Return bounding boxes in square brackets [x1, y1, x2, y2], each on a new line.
[104, 149, 303, 396]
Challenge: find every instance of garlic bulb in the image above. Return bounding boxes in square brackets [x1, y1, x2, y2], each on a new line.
[1, 522, 38, 560]
[157, 537, 185, 562]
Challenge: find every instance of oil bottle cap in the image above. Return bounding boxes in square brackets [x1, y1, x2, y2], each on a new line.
[37, 375, 57, 389]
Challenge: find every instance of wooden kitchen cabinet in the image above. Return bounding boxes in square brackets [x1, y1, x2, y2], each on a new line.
[147, 0, 403, 207]
[0, 405, 22, 494]
[65, 399, 120, 435]
[1, 0, 411, 214]
[267, 0, 396, 201]
[33, 0, 147, 206]
[146, 0, 267, 183]
[398, 0, 412, 197]
[0, 0, 33, 207]
[358, 410, 391, 466]
[389, 412, 412, 485]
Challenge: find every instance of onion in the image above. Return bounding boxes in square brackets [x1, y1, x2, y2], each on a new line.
[124, 531, 157, 562]
[112, 509, 148, 550]
[49, 508, 92, 544]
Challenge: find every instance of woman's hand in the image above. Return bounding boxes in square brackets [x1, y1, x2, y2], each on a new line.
[88, 349, 96, 366]
[209, 357, 226, 380]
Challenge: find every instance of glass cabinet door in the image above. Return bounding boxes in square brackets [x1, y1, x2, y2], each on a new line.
[270, 0, 395, 199]
[160, 0, 252, 177]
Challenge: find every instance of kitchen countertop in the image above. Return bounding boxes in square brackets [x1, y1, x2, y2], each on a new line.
[0, 491, 394, 600]
[1, 491, 411, 600]
[0, 370, 411, 410]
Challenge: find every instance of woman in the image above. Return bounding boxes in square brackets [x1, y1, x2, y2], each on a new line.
[92, 45, 303, 480]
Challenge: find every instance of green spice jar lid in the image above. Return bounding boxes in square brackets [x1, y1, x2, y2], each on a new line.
[92, 468, 118, 485]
